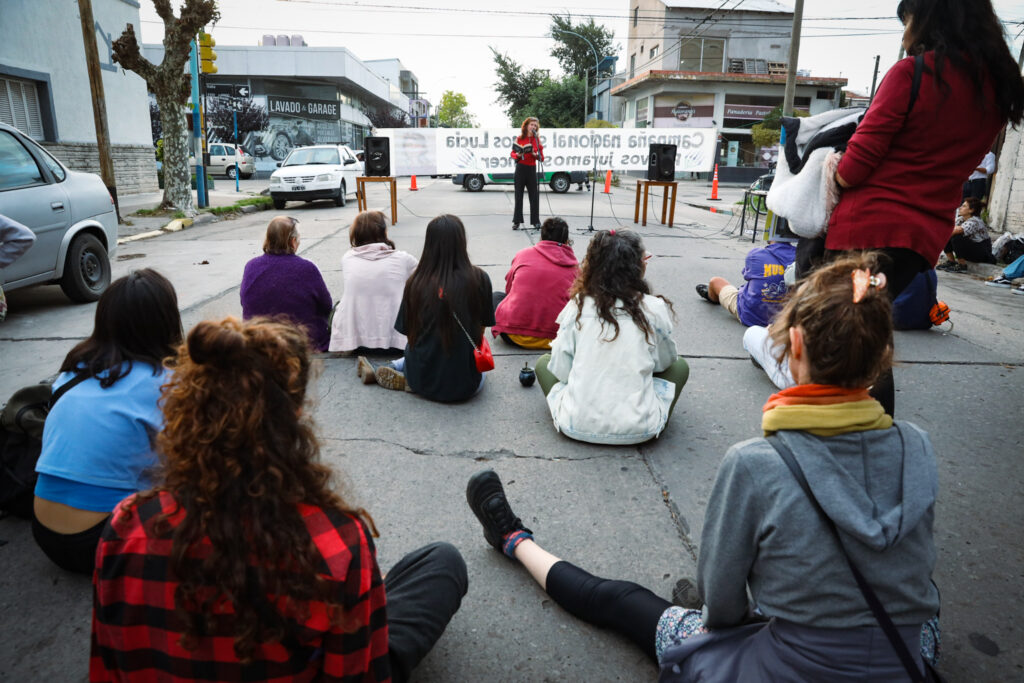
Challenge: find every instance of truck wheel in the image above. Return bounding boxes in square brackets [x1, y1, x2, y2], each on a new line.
[334, 180, 347, 207]
[549, 173, 570, 193]
[465, 175, 484, 192]
[60, 233, 110, 302]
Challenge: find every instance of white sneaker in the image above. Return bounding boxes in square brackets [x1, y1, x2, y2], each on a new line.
[1013, 285, 1024, 295]
[986, 276, 1013, 287]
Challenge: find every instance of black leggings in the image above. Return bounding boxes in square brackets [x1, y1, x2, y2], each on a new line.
[513, 163, 540, 226]
[32, 515, 108, 575]
[545, 560, 670, 663]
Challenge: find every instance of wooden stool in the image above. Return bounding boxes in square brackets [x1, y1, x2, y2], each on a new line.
[356, 176, 398, 225]
[633, 180, 679, 227]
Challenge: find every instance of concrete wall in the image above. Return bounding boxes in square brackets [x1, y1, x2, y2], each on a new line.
[989, 126, 1024, 233]
[42, 142, 159, 195]
[0, 0, 151, 146]
[627, 0, 668, 75]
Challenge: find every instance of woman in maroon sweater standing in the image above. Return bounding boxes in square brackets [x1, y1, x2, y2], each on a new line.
[823, 0, 1024, 415]
[512, 117, 545, 230]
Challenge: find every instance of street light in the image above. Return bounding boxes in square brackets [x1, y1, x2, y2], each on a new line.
[551, 27, 600, 231]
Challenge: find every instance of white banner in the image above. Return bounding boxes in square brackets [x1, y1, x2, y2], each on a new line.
[374, 128, 718, 175]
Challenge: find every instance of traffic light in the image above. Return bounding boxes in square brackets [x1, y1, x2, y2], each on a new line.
[198, 32, 217, 74]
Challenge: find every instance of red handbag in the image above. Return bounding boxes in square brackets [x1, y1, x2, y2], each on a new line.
[452, 311, 494, 372]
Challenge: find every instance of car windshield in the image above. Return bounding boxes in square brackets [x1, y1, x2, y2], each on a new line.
[284, 148, 340, 166]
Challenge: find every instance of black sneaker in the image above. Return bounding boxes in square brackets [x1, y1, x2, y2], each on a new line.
[671, 577, 703, 609]
[695, 284, 713, 302]
[513, 223, 522, 230]
[532, 223, 541, 229]
[466, 470, 532, 552]
[987, 276, 1013, 287]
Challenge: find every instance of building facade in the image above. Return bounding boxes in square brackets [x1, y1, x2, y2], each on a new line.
[365, 59, 431, 127]
[613, 0, 847, 181]
[0, 0, 158, 194]
[143, 42, 414, 175]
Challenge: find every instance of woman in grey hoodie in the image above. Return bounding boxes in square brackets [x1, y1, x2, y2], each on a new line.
[466, 253, 941, 681]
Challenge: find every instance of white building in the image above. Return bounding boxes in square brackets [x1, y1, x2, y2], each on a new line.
[364, 59, 430, 127]
[0, 0, 158, 194]
[613, 0, 847, 182]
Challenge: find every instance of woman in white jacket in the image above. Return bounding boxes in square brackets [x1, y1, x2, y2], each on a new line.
[535, 229, 688, 444]
[329, 211, 417, 353]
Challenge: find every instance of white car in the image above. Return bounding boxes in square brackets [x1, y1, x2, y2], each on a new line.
[269, 145, 362, 209]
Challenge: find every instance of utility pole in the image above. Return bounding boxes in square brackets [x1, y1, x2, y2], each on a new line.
[782, 0, 805, 116]
[869, 56, 881, 103]
[77, 0, 120, 221]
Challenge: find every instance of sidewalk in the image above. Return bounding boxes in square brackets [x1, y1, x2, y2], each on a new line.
[116, 185, 266, 241]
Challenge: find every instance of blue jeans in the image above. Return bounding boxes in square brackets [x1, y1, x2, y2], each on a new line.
[1003, 253, 1024, 279]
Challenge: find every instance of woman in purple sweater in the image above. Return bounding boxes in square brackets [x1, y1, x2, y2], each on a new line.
[240, 216, 332, 350]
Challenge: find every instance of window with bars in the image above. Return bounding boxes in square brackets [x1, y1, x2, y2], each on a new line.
[0, 76, 44, 140]
[679, 38, 726, 73]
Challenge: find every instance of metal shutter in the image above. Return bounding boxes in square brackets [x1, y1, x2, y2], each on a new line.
[0, 76, 45, 140]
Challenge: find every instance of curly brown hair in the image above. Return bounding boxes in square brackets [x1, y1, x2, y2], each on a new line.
[569, 230, 673, 343]
[770, 253, 894, 388]
[132, 317, 375, 660]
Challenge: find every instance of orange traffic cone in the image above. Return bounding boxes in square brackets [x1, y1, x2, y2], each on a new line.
[410, 175, 418, 191]
[602, 170, 612, 194]
[708, 164, 721, 201]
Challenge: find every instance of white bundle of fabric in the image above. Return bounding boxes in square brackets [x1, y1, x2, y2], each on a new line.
[766, 107, 865, 238]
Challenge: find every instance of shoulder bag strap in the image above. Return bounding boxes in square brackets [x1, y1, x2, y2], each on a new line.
[48, 372, 92, 410]
[906, 54, 925, 122]
[765, 433, 926, 683]
[450, 310, 478, 350]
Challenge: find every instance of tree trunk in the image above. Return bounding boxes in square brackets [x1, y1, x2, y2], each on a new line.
[156, 94, 194, 215]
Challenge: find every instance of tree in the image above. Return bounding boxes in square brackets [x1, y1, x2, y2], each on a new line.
[149, 100, 161, 147]
[512, 76, 586, 129]
[750, 104, 809, 147]
[204, 97, 269, 143]
[363, 104, 409, 129]
[112, 0, 219, 215]
[436, 90, 476, 128]
[491, 48, 547, 124]
[549, 15, 617, 81]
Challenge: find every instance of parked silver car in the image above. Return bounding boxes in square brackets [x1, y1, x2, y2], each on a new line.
[0, 122, 117, 302]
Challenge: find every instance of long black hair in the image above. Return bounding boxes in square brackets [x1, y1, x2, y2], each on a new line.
[60, 268, 183, 387]
[403, 214, 485, 350]
[897, 0, 1024, 125]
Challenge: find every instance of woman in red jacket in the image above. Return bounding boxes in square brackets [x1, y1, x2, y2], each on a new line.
[512, 116, 545, 230]
[823, 0, 1024, 415]
[493, 217, 579, 349]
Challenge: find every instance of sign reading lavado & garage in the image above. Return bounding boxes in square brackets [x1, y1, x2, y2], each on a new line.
[267, 96, 340, 120]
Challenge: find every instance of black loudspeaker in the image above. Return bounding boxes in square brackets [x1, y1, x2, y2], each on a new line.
[647, 143, 677, 181]
[364, 137, 390, 176]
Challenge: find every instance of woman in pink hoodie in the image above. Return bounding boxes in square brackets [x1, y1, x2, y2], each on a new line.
[328, 211, 417, 353]
[492, 217, 579, 349]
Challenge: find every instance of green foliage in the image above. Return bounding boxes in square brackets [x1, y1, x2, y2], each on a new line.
[512, 77, 586, 129]
[549, 15, 617, 80]
[750, 105, 809, 148]
[155, 138, 164, 162]
[585, 119, 617, 128]
[437, 90, 477, 128]
[236, 196, 272, 207]
[491, 48, 548, 124]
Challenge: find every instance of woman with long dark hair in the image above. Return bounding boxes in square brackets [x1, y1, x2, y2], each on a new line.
[32, 269, 182, 575]
[357, 214, 493, 402]
[91, 317, 467, 682]
[512, 117, 545, 230]
[819, 0, 1024, 415]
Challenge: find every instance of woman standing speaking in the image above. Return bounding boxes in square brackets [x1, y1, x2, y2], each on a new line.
[512, 117, 545, 230]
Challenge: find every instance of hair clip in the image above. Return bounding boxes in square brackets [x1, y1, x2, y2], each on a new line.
[609, 229, 616, 235]
[852, 268, 886, 303]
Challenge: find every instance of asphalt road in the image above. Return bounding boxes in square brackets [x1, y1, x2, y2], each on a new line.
[1, 178, 1022, 682]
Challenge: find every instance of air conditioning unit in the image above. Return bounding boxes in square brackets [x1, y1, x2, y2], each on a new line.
[261, 35, 276, 46]
[277, 34, 290, 46]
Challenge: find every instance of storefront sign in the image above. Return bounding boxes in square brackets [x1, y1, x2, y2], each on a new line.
[374, 128, 718, 175]
[723, 104, 809, 120]
[267, 96, 340, 121]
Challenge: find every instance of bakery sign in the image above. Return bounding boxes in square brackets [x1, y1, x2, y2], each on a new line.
[671, 101, 696, 121]
[267, 96, 340, 121]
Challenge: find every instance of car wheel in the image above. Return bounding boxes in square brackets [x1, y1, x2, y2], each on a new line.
[270, 133, 292, 161]
[465, 175, 484, 192]
[273, 199, 286, 209]
[549, 173, 570, 193]
[227, 165, 237, 179]
[60, 233, 110, 303]
[334, 180, 347, 207]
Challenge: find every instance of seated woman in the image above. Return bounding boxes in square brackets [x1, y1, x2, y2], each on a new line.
[939, 197, 995, 271]
[466, 254, 941, 681]
[535, 229, 688, 444]
[329, 210, 417, 354]
[91, 317, 467, 682]
[492, 217, 578, 350]
[357, 214, 493, 402]
[241, 216, 332, 350]
[33, 268, 182, 575]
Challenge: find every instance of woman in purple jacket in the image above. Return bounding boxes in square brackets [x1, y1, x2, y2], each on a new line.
[492, 217, 578, 350]
[240, 216, 332, 350]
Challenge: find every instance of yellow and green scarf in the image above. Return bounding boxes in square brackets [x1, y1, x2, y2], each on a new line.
[762, 384, 892, 437]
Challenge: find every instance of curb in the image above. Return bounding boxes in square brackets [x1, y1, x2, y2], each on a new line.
[116, 202, 270, 245]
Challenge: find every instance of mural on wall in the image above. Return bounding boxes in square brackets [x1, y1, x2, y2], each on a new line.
[653, 94, 715, 128]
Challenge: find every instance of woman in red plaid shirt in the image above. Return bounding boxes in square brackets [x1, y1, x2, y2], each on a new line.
[90, 317, 466, 682]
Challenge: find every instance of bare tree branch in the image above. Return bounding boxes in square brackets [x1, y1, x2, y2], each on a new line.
[111, 23, 158, 83]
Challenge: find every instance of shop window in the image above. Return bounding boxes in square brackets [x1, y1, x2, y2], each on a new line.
[679, 38, 725, 73]
[0, 76, 44, 140]
[636, 97, 648, 124]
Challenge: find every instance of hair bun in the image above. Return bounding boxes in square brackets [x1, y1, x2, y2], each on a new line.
[188, 319, 246, 367]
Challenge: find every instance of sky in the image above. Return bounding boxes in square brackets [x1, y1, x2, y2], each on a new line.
[139, 0, 1024, 127]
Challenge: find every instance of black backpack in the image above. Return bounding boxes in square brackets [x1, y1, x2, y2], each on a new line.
[0, 374, 89, 518]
